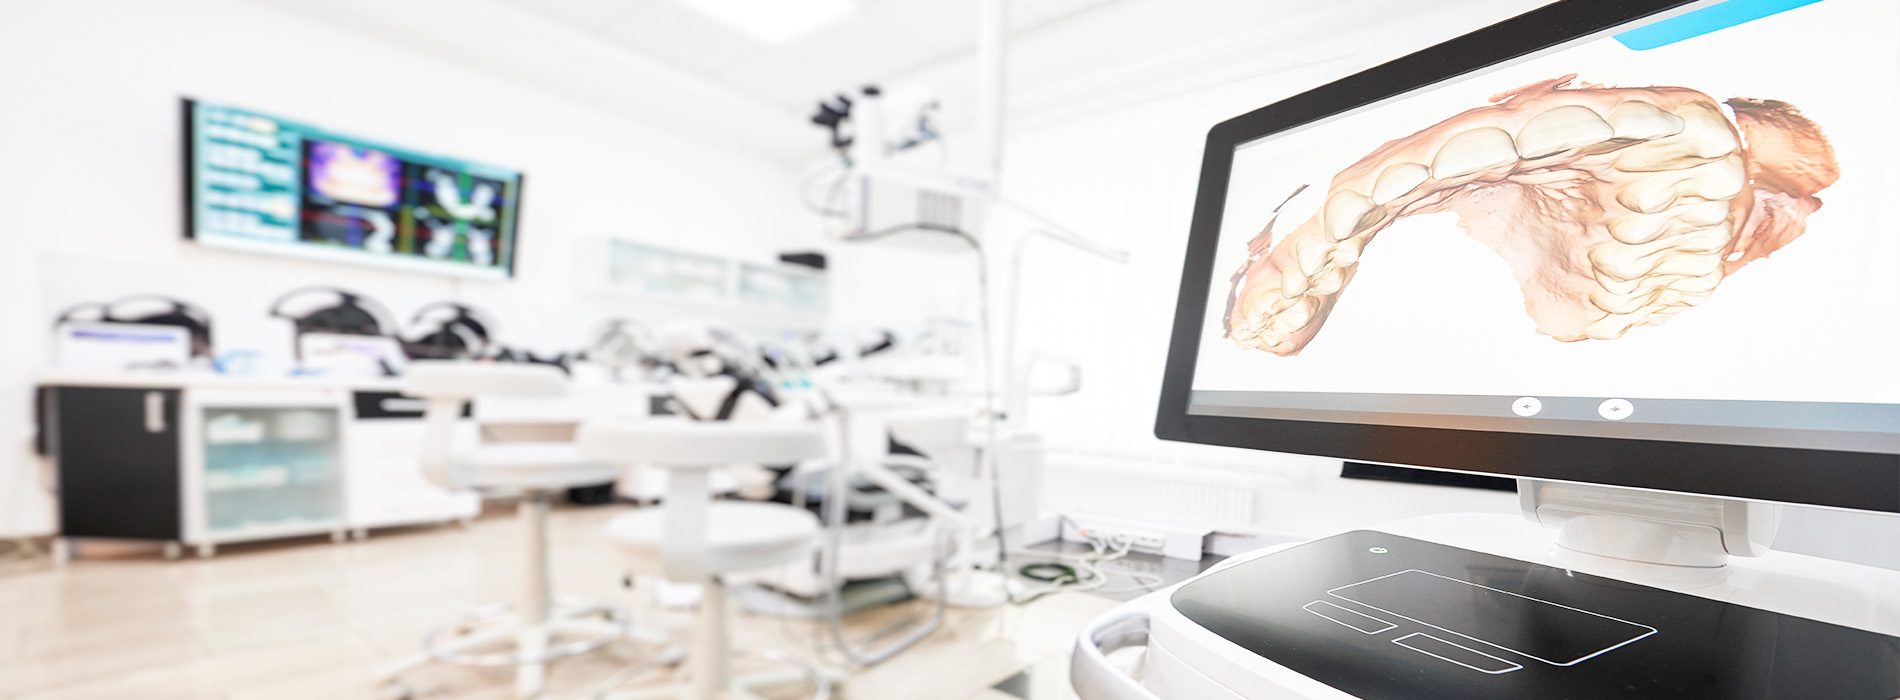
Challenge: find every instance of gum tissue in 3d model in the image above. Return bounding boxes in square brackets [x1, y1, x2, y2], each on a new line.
[1222, 75, 1839, 356]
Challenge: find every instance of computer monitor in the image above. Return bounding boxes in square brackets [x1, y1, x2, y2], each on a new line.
[183, 99, 525, 280]
[1155, 0, 1900, 551]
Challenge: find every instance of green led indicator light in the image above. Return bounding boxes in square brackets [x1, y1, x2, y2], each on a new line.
[1368, 547, 1389, 554]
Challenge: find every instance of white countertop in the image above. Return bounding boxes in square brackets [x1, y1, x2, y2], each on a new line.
[36, 370, 404, 392]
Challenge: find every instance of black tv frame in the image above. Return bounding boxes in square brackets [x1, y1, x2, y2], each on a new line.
[1153, 0, 1900, 514]
[180, 97, 525, 280]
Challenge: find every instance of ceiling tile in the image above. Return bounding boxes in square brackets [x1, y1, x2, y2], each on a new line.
[714, 51, 843, 116]
[601, 0, 769, 75]
[863, 0, 1050, 53]
[1020, 0, 1115, 22]
[506, 0, 652, 27]
[780, 13, 942, 89]
[862, 0, 974, 53]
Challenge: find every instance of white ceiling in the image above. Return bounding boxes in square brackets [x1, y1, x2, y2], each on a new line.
[499, 0, 1123, 117]
[253, 0, 1555, 165]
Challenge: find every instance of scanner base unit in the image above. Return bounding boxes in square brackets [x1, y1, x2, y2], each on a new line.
[1074, 513, 1900, 699]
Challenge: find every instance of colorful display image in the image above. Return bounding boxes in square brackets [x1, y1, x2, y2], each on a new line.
[301, 140, 401, 253]
[410, 166, 505, 266]
[191, 99, 523, 279]
[1221, 75, 1839, 356]
[297, 146, 509, 265]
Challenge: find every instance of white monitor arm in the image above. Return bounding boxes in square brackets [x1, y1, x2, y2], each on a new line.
[1519, 479, 1780, 569]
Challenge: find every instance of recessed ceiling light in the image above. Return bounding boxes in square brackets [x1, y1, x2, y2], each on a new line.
[675, 0, 855, 44]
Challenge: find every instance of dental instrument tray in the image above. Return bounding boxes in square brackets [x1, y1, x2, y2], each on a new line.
[1169, 530, 1900, 698]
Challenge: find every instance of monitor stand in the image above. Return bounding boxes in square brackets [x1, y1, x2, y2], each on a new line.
[1517, 479, 1780, 571]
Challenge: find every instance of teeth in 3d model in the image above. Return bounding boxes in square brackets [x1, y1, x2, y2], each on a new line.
[1607, 199, 1731, 245]
[1590, 222, 1734, 282]
[1331, 236, 1365, 266]
[1606, 100, 1687, 141]
[1515, 105, 1614, 158]
[1323, 191, 1379, 241]
[1615, 102, 1739, 172]
[1615, 154, 1746, 214]
[1269, 292, 1300, 314]
[1309, 268, 1345, 296]
[1431, 127, 1520, 179]
[1295, 237, 1332, 277]
[1281, 267, 1310, 297]
[1271, 297, 1318, 332]
[1371, 163, 1430, 204]
[1221, 76, 1839, 355]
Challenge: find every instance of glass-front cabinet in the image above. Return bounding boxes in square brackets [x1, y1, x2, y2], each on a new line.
[183, 389, 349, 557]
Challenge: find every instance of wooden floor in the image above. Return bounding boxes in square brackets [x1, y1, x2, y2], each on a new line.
[0, 504, 1112, 699]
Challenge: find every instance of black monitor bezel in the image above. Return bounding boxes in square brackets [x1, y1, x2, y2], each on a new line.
[1154, 0, 1900, 514]
[180, 97, 524, 279]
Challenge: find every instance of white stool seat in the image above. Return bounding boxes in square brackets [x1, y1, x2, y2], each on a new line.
[407, 362, 567, 398]
[604, 502, 819, 575]
[452, 442, 620, 491]
[577, 418, 826, 467]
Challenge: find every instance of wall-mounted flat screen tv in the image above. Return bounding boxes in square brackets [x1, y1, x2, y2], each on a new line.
[184, 99, 523, 280]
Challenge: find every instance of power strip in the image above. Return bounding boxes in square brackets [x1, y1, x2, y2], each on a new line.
[1057, 511, 1210, 561]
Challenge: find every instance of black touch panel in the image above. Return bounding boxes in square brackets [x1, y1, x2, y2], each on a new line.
[1170, 531, 1900, 699]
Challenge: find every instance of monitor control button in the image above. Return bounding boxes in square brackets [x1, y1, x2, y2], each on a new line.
[1598, 399, 1634, 421]
[1511, 397, 1542, 417]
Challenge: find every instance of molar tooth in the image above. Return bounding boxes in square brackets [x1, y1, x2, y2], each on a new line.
[1594, 269, 1641, 295]
[1331, 236, 1365, 266]
[1294, 238, 1332, 277]
[1681, 155, 1747, 202]
[1323, 191, 1377, 241]
[1584, 306, 1668, 341]
[1308, 268, 1345, 295]
[1606, 101, 1686, 141]
[1269, 291, 1299, 313]
[1269, 297, 1318, 332]
[1515, 105, 1613, 158]
[1646, 252, 1723, 278]
[1590, 287, 1663, 315]
[1608, 197, 1733, 244]
[1667, 269, 1725, 293]
[1606, 210, 1674, 245]
[1602, 222, 1735, 264]
[1619, 155, 1747, 214]
[1616, 173, 1683, 215]
[1280, 266, 1309, 297]
[1243, 286, 1281, 311]
[1371, 163, 1430, 205]
[1431, 127, 1518, 179]
[1614, 102, 1739, 172]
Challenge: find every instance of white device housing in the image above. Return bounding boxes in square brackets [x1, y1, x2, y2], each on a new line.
[1518, 479, 1780, 568]
[1070, 512, 1900, 700]
[55, 322, 191, 372]
[833, 164, 990, 250]
[297, 333, 405, 378]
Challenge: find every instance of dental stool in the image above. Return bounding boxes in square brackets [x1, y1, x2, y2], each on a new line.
[381, 361, 631, 700]
[578, 418, 837, 700]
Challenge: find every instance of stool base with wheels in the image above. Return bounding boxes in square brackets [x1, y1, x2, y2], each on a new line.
[381, 362, 659, 699]
[580, 419, 843, 700]
[375, 488, 644, 700]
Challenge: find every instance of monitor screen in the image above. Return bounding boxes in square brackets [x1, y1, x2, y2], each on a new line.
[183, 99, 523, 280]
[1159, 0, 1900, 513]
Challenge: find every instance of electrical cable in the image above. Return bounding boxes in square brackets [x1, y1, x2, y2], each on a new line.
[801, 159, 852, 219]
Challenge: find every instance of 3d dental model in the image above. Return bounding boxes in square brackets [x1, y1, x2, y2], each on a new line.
[1222, 75, 1838, 355]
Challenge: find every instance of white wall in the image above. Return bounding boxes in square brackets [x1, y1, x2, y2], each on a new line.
[0, 0, 833, 537]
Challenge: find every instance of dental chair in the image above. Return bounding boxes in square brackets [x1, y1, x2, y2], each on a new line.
[380, 361, 630, 700]
[578, 418, 836, 700]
